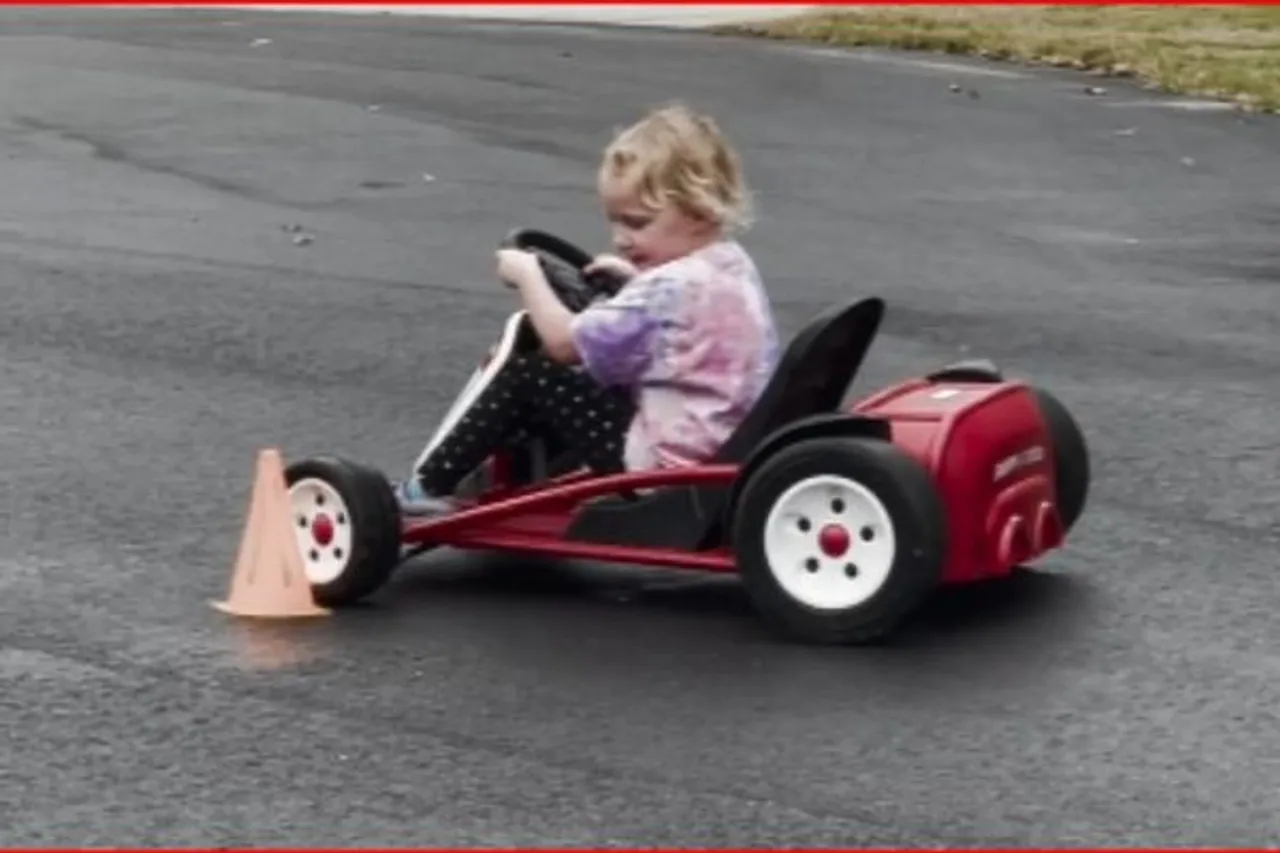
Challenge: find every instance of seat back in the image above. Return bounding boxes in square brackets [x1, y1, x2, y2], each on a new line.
[712, 296, 886, 463]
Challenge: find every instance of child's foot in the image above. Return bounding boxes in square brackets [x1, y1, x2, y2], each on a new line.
[391, 477, 461, 517]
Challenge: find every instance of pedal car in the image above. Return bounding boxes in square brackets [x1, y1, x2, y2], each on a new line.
[283, 229, 1090, 645]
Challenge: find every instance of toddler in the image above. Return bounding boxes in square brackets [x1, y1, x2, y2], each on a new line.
[397, 103, 779, 515]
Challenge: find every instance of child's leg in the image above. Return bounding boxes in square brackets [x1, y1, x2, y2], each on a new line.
[409, 352, 634, 503]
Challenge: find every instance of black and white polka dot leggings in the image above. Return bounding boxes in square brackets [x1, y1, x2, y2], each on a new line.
[415, 352, 636, 497]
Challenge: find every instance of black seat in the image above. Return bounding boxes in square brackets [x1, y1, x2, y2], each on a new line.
[709, 296, 886, 463]
[564, 297, 887, 550]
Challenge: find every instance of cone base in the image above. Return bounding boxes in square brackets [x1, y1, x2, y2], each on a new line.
[210, 598, 330, 619]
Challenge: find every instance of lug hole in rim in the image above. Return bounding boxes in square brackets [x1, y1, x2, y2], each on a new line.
[845, 563, 859, 577]
[805, 557, 820, 572]
[860, 526, 875, 542]
[831, 498, 845, 513]
[308, 549, 319, 561]
[334, 548, 344, 559]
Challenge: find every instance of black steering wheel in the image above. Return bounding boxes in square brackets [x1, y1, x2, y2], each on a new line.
[500, 228, 629, 313]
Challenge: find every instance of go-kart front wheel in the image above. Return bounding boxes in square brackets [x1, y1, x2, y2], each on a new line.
[285, 456, 403, 607]
[731, 436, 947, 645]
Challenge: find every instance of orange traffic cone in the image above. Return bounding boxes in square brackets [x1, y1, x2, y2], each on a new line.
[212, 447, 330, 619]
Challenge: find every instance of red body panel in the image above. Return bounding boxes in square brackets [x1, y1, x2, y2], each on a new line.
[852, 378, 1061, 584]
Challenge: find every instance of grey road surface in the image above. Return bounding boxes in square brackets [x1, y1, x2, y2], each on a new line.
[0, 7, 1277, 847]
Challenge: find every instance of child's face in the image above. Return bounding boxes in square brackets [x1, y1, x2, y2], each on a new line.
[600, 180, 718, 271]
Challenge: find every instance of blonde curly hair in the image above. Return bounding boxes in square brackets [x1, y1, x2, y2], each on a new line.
[598, 102, 753, 233]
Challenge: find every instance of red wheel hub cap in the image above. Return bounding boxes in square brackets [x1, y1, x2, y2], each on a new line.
[818, 523, 850, 558]
[311, 513, 335, 547]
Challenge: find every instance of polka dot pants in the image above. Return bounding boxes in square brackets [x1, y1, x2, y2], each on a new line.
[416, 352, 635, 496]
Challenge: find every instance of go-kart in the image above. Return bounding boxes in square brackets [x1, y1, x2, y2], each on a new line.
[283, 228, 1090, 645]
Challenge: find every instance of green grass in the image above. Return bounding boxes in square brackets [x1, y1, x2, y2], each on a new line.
[712, 5, 1280, 112]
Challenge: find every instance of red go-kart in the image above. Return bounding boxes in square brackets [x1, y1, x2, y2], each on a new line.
[283, 229, 1090, 645]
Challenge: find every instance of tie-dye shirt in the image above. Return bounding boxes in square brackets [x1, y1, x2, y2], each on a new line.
[568, 239, 779, 470]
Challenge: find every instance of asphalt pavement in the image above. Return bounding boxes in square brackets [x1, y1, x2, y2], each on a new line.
[0, 7, 1278, 846]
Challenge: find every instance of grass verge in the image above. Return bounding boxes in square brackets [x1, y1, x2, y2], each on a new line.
[710, 5, 1280, 113]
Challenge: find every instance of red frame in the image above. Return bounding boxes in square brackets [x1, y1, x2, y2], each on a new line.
[398, 374, 1066, 586]
[401, 463, 741, 571]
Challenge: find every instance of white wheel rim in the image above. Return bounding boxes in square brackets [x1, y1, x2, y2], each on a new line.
[762, 474, 897, 611]
[289, 477, 355, 586]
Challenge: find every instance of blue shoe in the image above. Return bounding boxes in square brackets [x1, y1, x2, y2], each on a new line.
[392, 478, 461, 518]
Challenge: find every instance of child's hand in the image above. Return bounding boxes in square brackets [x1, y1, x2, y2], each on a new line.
[584, 253, 638, 281]
[495, 248, 542, 289]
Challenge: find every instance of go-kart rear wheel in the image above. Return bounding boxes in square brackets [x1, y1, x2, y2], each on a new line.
[731, 436, 947, 645]
[284, 456, 403, 607]
[1030, 387, 1090, 534]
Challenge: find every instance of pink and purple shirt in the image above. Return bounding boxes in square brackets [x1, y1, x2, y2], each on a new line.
[568, 239, 779, 470]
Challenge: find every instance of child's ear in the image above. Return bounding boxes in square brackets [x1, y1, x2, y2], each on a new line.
[695, 211, 722, 233]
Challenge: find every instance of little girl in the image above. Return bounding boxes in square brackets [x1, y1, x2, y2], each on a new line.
[396, 102, 780, 515]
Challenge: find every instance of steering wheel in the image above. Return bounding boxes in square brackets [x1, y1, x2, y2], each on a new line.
[500, 228, 629, 312]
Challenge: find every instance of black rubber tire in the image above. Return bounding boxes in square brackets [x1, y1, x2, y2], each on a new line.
[1029, 387, 1090, 534]
[284, 456, 403, 607]
[731, 437, 948, 645]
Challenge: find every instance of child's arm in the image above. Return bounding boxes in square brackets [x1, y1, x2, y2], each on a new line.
[498, 248, 580, 363]
[500, 248, 662, 386]
[567, 276, 664, 387]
